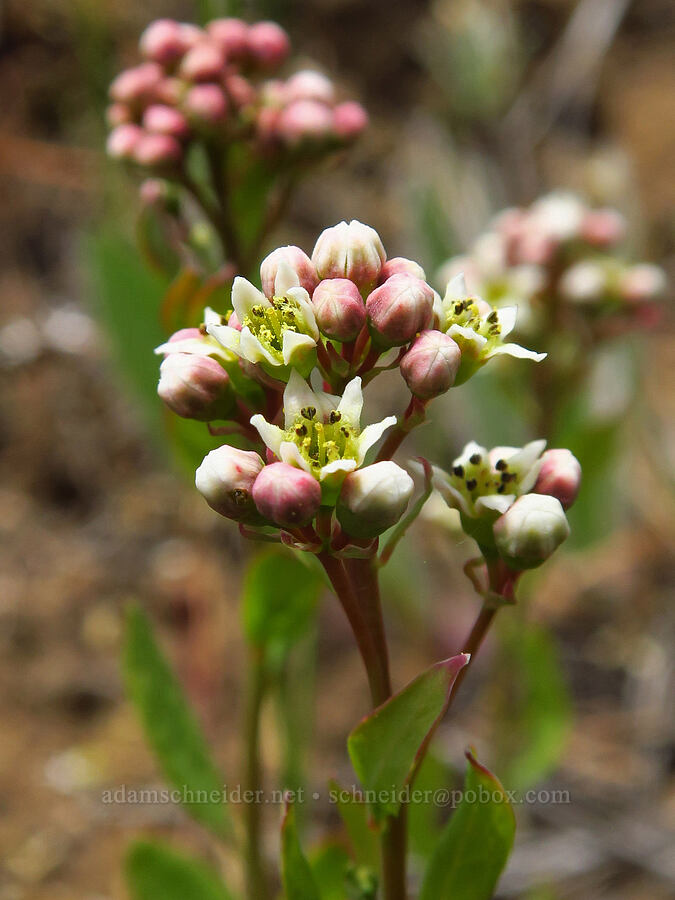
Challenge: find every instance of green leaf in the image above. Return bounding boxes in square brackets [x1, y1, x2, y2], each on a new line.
[347, 654, 469, 819]
[242, 549, 322, 656]
[125, 840, 232, 900]
[281, 801, 321, 900]
[419, 750, 515, 900]
[494, 619, 571, 792]
[123, 604, 228, 836]
[328, 780, 379, 868]
[310, 844, 351, 900]
[407, 751, 451, 859]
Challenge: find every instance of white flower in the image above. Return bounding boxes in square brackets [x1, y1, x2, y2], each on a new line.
[494, 493, 570, 569]
[439, 273, 545, 383]
[207, 262, 320, 378]
[154, 307, 235, 364]
[336, 460, 414, 538]
[529, 191, 585, 242]
[250, 370, 396, 488]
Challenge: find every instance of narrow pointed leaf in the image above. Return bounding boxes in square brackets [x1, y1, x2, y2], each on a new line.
[328, 779, 379, 867]
[126, 840, 232, 900]
[347, 654, 469, 819]
[281, 801, 322, 900]
[309, 844, 351, 900]
[419, 750, 516, 900]
[123, 604, 228, 836]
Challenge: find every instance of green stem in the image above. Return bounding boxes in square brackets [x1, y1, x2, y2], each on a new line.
[243, 646, 269, 900]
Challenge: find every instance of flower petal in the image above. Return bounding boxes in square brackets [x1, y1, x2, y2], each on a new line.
[283, 369, 319, 427]
[240, 327, 280, 366]
[454, 440, 488, 466]
[203, 306, 225, 327]
[286, 286, 320, 339]
[337, 376, 364, 425]
[496, 306, 517, 337]
[206, 324, 242, 356]
[356, 415, 397, 463]
[444, 272, 467, 302]
[488, 342, 546, 362]
[431, 466, 472, 516]
[250, 415, 284, 456]
[155, 337, 211, 357]
[281, 330, 317, 366]
[231, 276, 269, 323]
[274, 260, 300, 297]
[476, 494, 515, 515]
[446, 324, 488, 350]
[279, 441, 312, 473]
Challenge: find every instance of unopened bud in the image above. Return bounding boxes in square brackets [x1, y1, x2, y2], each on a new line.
[106, 103, 131, 126]
[139, 19, 187, 65]
[379, 257, 426, 283]
[109, 62, 163, 104]
[142, 104, 190, 138]
[133, 132, 183, 167]
[196, 446, 264, 522]
[366, 274, 435, 346]
[400, 330, 461, 399]
[252, 462, 321, 528]
[559, 261, 607, 304]
[184, 84, 228, 123]
[493, 494, 570, 570]
[179, 41, 225, 82]
[223, 74, 256, 109]
[332, 101, 368, 140]
[139, 178, 169, 205]
[581, 209, 626, 247]
[285, 70, 335, 104]
[158, 353, 232, 421]
[247, 22, 290, 69]
[260, 246, 319, 297]
[277, 99, 334, 144]
[337, 461, 414, 538]
[312, 278, 366, 341]
[534, 449, 581, 510]
[312, 220, 386, 291]
[207, 18, 250, 59]
[106, 124, 143, 159]
[619, 264, 667, 304]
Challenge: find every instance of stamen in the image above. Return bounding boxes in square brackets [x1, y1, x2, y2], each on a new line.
[469, 453, 482, 465]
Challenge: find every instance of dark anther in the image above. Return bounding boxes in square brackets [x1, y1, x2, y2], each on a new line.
[301, 406, 316, 419]
[501, 471, 516, 483]
[497, 484, 506, 493]
[487, 310, 498, 323]
[252, 307, 264, 317]
[453, 465, 464, 477]
[329, 411, 341, 424]
[495, 459, 507, 471]
[295, 424, 307, 436]
[466, 478, 477, 491]
[232, 489, 249, 505]
[469, 453, 482, 465]
[199, 323, 208, 335]
[340, 426, 349, 437]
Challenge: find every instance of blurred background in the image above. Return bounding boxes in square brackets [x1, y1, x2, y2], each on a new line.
[0, 0, 673, 898]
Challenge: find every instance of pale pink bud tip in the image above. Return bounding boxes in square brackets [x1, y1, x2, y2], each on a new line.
[143, 104, 190, 138]
[332, 101, 368, 140]
[312, 279, 366, 341]
[285, 70, 336, 105]
[196, 446, 264, 522]
[277, 100, 334, 144]
[494, 494, 570, 570]
[247, 22, 290, 68]
[109, 63, 163, 103]
[106, 103, 131, 127]
[400, 330, 461, 399]
[106, 124, 143, 159]
[207, 18, 250, 59]
[312, 220, 386, 291]
[260, 246, 319, 298]
[581, 209, 626, 247]
[179, 41, 225, 82]
[379, 257, 426, 283]
[133, 133, 183, 166]
[252, 462, 321, 528]
[139, 19, 186, 64]
[619, 264, 667, 304]
[184, 84, 229, 123]
[337, 461, 414, 538]
[366, 274, 435, 346]
[140, 178, 168, 205]
[534, 449, 581, 510]
[158, 354, 232, 421]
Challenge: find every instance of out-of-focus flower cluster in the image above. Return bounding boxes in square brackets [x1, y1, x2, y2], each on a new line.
[153, 219, 573, 574]
[106, 17, 368, 170]
[439, 192, 666, 339]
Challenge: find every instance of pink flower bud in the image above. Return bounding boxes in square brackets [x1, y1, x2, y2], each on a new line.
[312, 220, 386, 291]
[196, 445, 264, 522]
[223, 73, 256, 108]
[247, 22, 290, 69]
[494, 494, 570, 570]
[207, 18, 250, 59]
[139, 19, 186, 65]
[400, 330, 461, 399]
[179, 41, 225, 82]
[260, 246, 319, 297]
[312, 279, 366, 341]
[252, 462, 321, 528]
[534, 449, 581, 510]
[619, 264, 667, 304]
[366, 274, 435, 346]
[142, 104, 190, 138]
[106, 124, 143, 159]
[332, 101, 368, 140]
[379, 257, 426, 283]
[285, 70, 336, 104]
[227, 311, 242, 331]
[158, 353, 232, 421]
[109, 62, 163, 104]
[106, 103, 131, 126]
[133, 132, 183, 167]
[184, 84, 229, 123]
[581, 209, 626, 247]
[337, 461, 414, 538]
[155, 77, 183, 106]
[256, 106, 281, 142]
[515, 229, 556, 266]
[277, 100, 334, 144]
[168, 327, 202, 343]
[139, 178, 168, 205]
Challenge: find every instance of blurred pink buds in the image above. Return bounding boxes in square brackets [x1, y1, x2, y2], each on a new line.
[285, 70, 336, 105]
[312, 220, 386, 291]
[379, 257, 426, 283]
[336, 461, 414, 538]
[252, 462, 321, 528]
[311, 278, 366, 341]
[207, 18, 250, 59]
[106, 103, 132, 126]
[400, 329, 461, 399]
[183, 84, 229, 124]
[366, 274, 435, 346]
[247, 22, 290, 69]
[277, 100, 334, 144]
[581, 208, 626, 247]
[139, 19, 187, 65]
[109, 62, 163, 104]
[619, 264, 667, 304]
[157, 353, 232, 421]
[559, 261, 607, 304]
[106, 123, 143, 159]
[493, 493, 570, 570]
[332, 101, 368, 140]
[179, 41, 225, 82]
[142, 104, 190, 138]
[534, 449, 581, 510]
[195, 445, 264, 522]
[133, 132, 183, 167]
[260, 246, 319, 298]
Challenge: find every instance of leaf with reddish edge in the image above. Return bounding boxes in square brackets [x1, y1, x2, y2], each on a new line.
[419, 749, 516, 900]
[281, 800, 321, 900]
[347, 654, 470, 820]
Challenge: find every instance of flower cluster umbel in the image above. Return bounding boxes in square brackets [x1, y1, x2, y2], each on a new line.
[106, 17, 367, 170]
[439, 191, 666, 340]
[155, 220, 577, 574]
